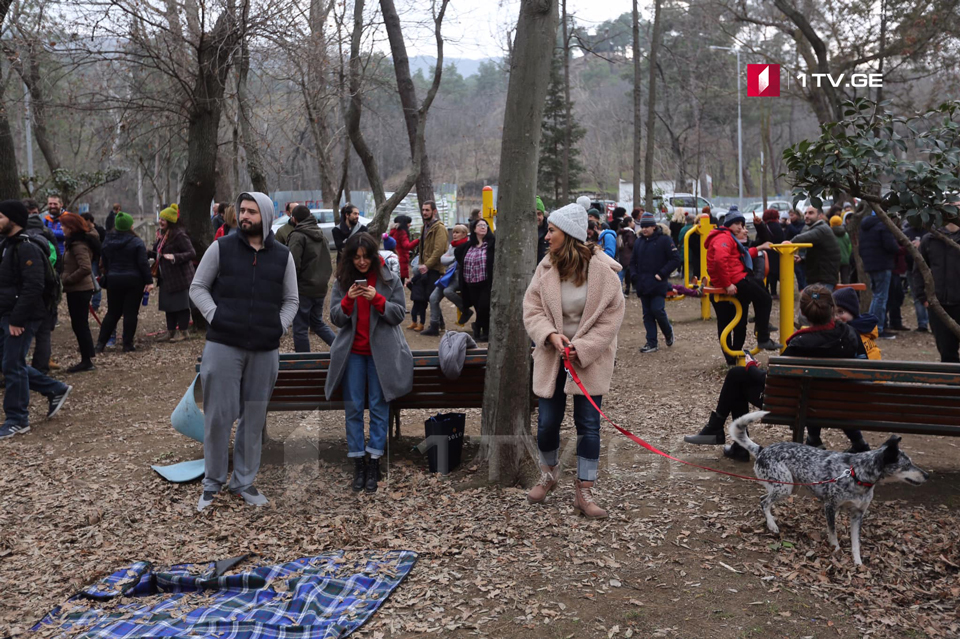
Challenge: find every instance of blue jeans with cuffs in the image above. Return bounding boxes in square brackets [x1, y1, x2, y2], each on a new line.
[537, 366, 602, 481]
[342, 352, 389, 458]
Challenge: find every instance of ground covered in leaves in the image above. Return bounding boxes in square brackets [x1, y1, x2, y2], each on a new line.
[1, 293, 958, 638]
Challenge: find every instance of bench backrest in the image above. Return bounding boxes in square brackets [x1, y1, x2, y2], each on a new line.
[763, 357, 960, 437]
[197, 350, 494, 411]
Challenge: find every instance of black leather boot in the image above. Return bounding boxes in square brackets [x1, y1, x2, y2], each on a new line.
[365, 457, 381, 493]
[683, 412, 726, 445]
[351, 457, 366, 492]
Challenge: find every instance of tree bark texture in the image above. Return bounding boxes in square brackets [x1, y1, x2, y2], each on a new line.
[560, 0, 570, 203]
[0, 0, 19, 199]
[380, 0, 435, 207]
[481, 0, 559, 485]
[179, 12, 241, 256]
[631, 0, 642, 211]
[238, 34, 268, 193]
[643, 0, 663, 211]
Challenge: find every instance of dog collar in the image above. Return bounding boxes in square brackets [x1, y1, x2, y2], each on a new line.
[849, 466, 874, 488]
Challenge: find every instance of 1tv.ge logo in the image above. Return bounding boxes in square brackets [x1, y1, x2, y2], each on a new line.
[747, 64, 882, 97]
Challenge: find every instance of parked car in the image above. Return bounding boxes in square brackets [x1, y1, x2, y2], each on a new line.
[271, 208, 373, 250]
[743, 200, 794, 234]
[658, 193, 729, 222]
[794, 196, 835, 213]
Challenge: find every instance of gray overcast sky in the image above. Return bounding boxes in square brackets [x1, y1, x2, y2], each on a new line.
[398, 0, 634, 60]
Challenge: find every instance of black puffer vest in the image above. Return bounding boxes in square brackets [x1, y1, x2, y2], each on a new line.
[206, 232, 289, 351]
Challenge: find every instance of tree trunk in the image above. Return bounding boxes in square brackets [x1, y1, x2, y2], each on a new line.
[380, 0, 435, 206]
[631, 0, 642, 211]
[845, 207, 871, 313]
[560, 0, 571, 203]
[238, 33, 268, 193]
[0, 0, 17, 199]
[481, 0, 559, 486]
[643, 0, 663, 211]
[179, 12, 240, 256]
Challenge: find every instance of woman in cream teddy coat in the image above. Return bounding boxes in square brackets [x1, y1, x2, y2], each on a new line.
[523, 203, 625, 518]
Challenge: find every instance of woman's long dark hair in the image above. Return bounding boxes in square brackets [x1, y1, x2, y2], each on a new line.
[394, 214, 412, 234]
[335, 232, 381, 291]
[468, 219, 494, 247]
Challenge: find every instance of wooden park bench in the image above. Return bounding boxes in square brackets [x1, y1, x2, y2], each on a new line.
[761, 357, 960, 442]
[192, 349, 494, 439]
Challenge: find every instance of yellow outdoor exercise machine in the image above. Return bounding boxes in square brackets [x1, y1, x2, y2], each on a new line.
[682, 213, 715, 320]
[702, 285, 762, 366]
[482, 186, 497, 230]
[769, 243, 812, 352]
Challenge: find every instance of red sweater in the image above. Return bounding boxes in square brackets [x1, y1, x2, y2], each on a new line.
[340, 270, 387, 355]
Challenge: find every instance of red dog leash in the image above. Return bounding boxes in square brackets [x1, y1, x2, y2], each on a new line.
[561, 348, 851, 487]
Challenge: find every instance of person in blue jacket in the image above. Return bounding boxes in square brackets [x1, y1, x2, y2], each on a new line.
[631, 212, 681, 353]
[596, 216, 618, 263]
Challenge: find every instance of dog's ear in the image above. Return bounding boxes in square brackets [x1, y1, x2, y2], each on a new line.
[882, 435, 902, 463]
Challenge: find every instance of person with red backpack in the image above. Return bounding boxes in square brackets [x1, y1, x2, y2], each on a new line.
[705, 207, 780, 365]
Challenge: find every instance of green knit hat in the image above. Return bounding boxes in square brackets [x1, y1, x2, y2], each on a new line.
[114, 211, 134, 232]
[536, 196, 545, 213]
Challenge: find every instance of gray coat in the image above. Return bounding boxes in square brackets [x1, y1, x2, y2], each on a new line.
[325, 266, 413, 402]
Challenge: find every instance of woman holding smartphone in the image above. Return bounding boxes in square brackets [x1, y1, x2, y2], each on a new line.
[326, 232, 413, 493]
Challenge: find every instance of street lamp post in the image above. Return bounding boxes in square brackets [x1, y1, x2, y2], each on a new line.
[710, 45, 743, 203]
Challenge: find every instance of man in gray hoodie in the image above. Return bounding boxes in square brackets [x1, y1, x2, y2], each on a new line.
[189, 191, 299, 512]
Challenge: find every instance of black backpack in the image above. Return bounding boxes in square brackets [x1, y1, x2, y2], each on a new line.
[11, 235, 62, 312]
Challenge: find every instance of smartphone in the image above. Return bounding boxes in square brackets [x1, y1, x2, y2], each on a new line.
[354, 279, 368, 287]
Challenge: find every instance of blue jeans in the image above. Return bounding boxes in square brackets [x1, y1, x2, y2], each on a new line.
[292, 295, 336, 352]
[1, 316, 68, 427]
[914, 298, 929, 330]
[867, 270, 892, 334]
[341, 353, 389, 458]
[795, 262, 807, 290]
[537, 367, 602, 481]
[639, 294, 672, 347]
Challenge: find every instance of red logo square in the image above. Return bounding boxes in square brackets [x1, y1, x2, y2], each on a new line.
[747, 64, 780, 97]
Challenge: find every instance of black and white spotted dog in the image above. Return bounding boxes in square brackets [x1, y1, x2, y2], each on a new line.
[728, 411, 929, 565]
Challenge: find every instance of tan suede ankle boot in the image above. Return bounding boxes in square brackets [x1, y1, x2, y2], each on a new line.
[527, 465, 558, 504]
[574, 479, 608, 519]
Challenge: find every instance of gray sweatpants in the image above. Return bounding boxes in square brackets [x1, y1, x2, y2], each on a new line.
[200, 341, 279, 493]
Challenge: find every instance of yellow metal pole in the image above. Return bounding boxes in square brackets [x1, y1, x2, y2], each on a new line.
[481, 186, 496, 230]
[770, 243, 812, 352]
[698, 214, 714, 320]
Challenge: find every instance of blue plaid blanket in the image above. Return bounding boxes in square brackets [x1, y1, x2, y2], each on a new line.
[33, 550, 417, 638]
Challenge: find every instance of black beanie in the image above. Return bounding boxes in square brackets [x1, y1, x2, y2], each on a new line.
[0, 200, 29, 229]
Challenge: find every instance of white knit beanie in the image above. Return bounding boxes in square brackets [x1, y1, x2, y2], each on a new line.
[576, 196, 592, 211]
[548, 203, 588, 243]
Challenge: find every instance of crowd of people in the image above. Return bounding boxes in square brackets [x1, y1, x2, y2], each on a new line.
[2, 188, 958, 518]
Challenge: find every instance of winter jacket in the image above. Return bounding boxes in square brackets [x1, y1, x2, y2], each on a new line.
[618, 228, 636, 268]
[325, 263, 413, 403]
[438, 330, 478, 380]
[523, 249, 625, 398]
[678, 223, 700, 276]
[213, 224, 235, 241]
[705, 227, 760, 289]
[190, 192, 299, 352]
[791, 219, 841, 286]
[379, 251, 401, 280]
[43, 213, 66, 253]
[537, 219, 550, 265]
[389, 227, 418, 279]
[783, 321, 867, 359]
[332, 220, 368, 254]
[597, 228, 618, 260]
[755, 221, 785, 245]
[62, 232, 101, 293]
[630, 227, 681, 297]
[100, 230, 152, 290]
[858, 215, 900, 272]
[917, 225, 960, 306]
[150, 226, 196, 294]
[417, 218, 448, 273]
[455, 235, 495, 309]
[0, 231, 48, 325]
[833, 226, 852, 266]
[274, 219, 296, 246]
[783, 219, 805, 241]
[848, 314, 882, 361]
[287, 216, 333, 299]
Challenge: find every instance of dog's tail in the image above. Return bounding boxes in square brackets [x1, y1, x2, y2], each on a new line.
[727, 411, 768, 459]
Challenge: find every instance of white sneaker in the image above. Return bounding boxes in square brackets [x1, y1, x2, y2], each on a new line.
[238, 486, 268, 507]
[197, 490, 218, 512]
